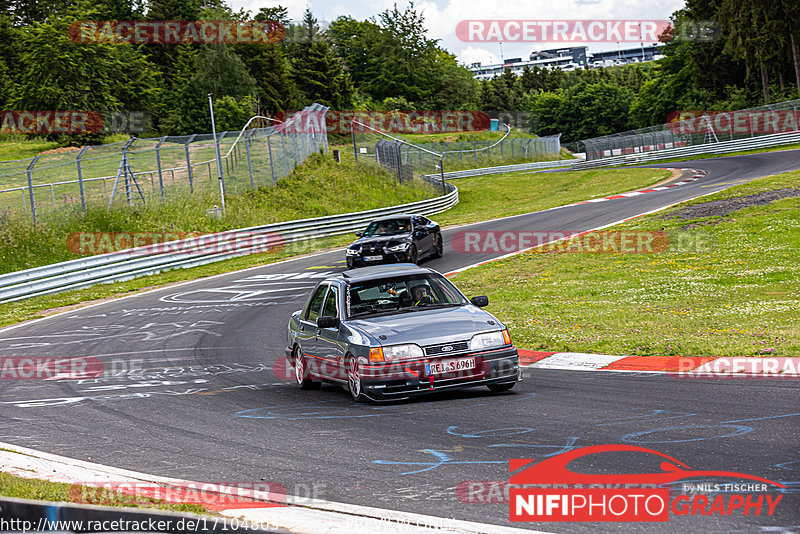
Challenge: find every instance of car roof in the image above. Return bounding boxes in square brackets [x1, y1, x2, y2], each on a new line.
[368, 213, 416, 222]
[323, 264, 435, 283]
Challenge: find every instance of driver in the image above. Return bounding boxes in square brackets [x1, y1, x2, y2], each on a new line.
[408, 280, 435, 306]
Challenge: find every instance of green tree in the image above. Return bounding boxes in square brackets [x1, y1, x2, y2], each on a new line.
[10, 16, 162, 141]
[480, 69, 524, 112]
[162, 45, 257, 134]
[235, 42, 297, 115]
[292, 40, 353, 109]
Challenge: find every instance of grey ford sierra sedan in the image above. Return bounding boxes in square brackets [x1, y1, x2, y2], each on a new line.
[285, 264, 520, 401]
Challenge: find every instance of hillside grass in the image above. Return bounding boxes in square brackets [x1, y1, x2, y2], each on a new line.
[449, 170, 800, 357]
[0, 471, 211, 515]
[0, 153, 438, 273]
[435, 167, 672, 227]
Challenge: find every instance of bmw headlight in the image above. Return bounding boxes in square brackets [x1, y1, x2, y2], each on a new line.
[385, 242, 411, 252]
[470, 330, 511, 350]
[382, 343, 424, 361]
[346, 247, 360, 256]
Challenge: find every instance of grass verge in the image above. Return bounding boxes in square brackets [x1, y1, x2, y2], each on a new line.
[0, 154, 437, 273]
[435, 167, 672, 227]
[449, 170, 800, 357]
[0, 472, 212, 515]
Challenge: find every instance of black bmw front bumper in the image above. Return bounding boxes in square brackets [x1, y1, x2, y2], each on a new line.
[346, 250, 414, 268]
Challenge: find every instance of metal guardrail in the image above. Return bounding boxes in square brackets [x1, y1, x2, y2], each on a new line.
[572, 131, 800, 169]
[424, 159, 575, 180]
[0, 185, 458, 303]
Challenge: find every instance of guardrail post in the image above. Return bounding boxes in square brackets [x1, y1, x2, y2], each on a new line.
[75, 146, 89, 212]
[155, 136, 167, 202]
[267, 134, 277, 185]
[245, 129, 255, 190]
[26, 156, 39, 224]
[184, 134, 196, 193]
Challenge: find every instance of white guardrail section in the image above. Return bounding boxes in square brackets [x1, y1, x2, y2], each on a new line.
[572, 131, 800, 169]
[424, 159, 575, 180]
[0, 185, 458, 303]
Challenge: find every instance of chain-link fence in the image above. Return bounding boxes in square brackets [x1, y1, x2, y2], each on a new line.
[405, 135, 562, 171]
[350, 120, 561, 183]
[580, 99, 800, 161]
[0, 104, 329, 222]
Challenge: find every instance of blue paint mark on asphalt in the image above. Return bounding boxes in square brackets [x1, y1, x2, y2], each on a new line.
[721, 412, 800, 424]
[777, 460, 800, 471]
[489, 437, 581, 457]
[236, 400, 415, 420]
[446, 426, 534, 438]
[622, 424, 753, 444]
[373, 449, 507, 475]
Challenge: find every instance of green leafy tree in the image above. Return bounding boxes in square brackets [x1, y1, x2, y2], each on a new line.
[10, 16, 163, 141]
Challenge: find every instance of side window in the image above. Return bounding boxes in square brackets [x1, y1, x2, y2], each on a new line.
[305, 285, 328, 321]
[420, 217, 431, 226]
[412, 216, 423, 228]
[321, 286, 339, 318]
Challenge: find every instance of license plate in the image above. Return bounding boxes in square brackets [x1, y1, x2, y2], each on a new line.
[364, 255, 383, 261]
[426, 357, 476, 375]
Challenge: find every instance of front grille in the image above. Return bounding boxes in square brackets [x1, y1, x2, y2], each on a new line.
[425, 341, 469, 356]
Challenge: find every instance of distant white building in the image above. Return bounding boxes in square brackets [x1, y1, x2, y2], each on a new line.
[469, 43, 665, 79]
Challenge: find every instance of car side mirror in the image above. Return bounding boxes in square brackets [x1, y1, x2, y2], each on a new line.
[317, 316, 340, 329]
[355, 231, 362, 237]
[470, 296, 489, 307]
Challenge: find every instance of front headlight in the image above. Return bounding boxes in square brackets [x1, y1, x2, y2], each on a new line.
[382, 343, 424, 361]
[346, 247, 360, 256]
[470, 330, 511, 351]
[385, 242, 411, 252]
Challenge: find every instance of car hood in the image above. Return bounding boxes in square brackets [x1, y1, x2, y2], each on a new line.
[351, 234, 412, 248]
[348, 305, 503, 346]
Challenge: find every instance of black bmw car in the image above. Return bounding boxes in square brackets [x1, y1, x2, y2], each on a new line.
[346, 214, 443, 269]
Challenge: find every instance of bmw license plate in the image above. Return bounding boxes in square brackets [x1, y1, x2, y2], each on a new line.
[364, 255, 383, 261]
[426, 357, 476, 375]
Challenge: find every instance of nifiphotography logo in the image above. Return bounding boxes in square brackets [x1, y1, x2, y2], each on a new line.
[508, 444, 784, 522]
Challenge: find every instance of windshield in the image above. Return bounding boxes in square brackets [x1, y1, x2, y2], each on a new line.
[362, 218, 411, 237]
[347, 273, 469, 318]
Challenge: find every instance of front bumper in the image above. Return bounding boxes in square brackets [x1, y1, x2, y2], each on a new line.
[358, 346, 520, 400]
[346, 250, 412, 268]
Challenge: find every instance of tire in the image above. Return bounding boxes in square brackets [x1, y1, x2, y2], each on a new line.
[407, 245, 418, 265]
[432, 233, 443, 258]
[346, 355, 367, 402]
[293, 346, 320, 390]
[487, 382, 516, 392]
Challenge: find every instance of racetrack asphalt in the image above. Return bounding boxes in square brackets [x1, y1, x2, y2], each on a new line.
[1, 149, 799, 533]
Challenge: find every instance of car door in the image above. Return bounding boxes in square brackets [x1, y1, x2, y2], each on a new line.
[298, 283, 327, 374]
[315, 284, 346, 382]
[412, 216, 433, 254]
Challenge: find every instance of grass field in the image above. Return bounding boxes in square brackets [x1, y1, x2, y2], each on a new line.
[0, 153, 437, 273]
[0, 471, 211, 515]
[434, 167, 671, 227]
[449, 170, 800, 357]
